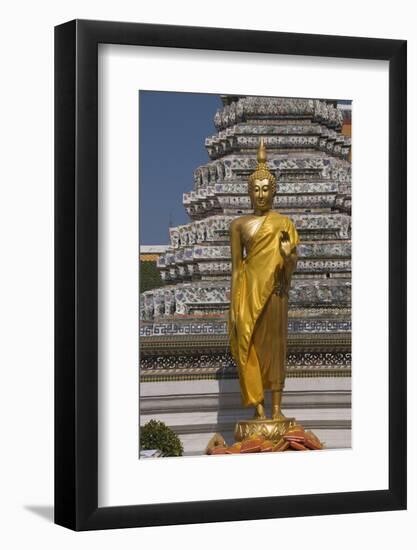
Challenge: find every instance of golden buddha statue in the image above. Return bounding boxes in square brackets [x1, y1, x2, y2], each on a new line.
[228, 139, 299, 440]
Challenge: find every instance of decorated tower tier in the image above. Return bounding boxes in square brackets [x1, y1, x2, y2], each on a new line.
[140, 96, 351, 454]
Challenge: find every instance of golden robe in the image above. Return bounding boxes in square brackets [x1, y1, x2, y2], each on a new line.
[228, 211, 299, 406]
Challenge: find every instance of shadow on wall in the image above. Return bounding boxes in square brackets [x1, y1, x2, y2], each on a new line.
[24, 505, 54, 523]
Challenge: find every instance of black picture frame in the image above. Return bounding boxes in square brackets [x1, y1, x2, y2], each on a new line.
[55, 19, 407, 531]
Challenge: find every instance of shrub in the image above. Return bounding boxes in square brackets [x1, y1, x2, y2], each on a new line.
[140, 420, 184, 457]
[140, 260, 163, 293]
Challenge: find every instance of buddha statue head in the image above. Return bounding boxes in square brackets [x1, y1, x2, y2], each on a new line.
[248, 138, 276, 214]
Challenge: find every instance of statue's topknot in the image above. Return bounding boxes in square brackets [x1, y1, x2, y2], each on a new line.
[248, 138, 276, 194]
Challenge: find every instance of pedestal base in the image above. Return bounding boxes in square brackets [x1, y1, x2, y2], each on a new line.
[234, 417, 296, 442]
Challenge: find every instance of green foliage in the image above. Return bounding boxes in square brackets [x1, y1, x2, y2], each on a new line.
[140, 420, 184, 457]
[140, 260, 163, 293]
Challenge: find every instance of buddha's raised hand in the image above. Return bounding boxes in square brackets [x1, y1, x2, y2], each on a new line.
[279, 231, 291, 258]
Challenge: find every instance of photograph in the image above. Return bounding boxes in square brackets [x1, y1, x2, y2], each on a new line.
[0, 0, 412, 544]
[52, 15, 407, 532]
[139, 92, 352, 457]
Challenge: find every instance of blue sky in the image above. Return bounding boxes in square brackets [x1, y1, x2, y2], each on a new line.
[139, 91, 222, 245]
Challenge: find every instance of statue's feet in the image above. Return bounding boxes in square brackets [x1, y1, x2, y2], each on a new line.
[272, 406, 287, 421]
[254, 403, 266, 420]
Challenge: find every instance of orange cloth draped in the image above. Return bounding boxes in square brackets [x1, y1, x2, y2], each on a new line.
[228, 211, 299, 406]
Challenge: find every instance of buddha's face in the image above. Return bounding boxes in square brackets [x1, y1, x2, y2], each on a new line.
[250, 178, 274, 213]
